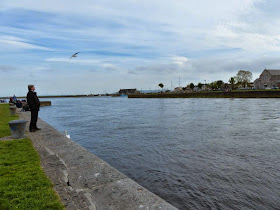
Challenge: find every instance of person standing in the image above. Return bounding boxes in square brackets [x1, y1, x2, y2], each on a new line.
[27, 85, 41, 132]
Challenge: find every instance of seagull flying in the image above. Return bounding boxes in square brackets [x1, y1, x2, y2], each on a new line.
[70, 52, 79, 60]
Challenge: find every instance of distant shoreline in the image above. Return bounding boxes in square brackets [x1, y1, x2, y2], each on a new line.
[128, 90, 280, 98]
[2, 90, 280, 99]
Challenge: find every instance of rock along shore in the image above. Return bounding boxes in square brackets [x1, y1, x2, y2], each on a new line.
[18, 111, 177, 210]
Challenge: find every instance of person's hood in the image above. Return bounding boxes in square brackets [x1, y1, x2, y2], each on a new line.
[29, 91, 37, 95]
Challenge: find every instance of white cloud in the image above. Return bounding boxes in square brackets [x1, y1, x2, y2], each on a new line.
[207, 20, 280, 52]
[171, 56, 189, 65]
[46, 57, 102, 65]
[0, 0, 267, 55]
[2, 0, 280, 95]
[0, 35, 52, 51]
[45, 57, 119, 72]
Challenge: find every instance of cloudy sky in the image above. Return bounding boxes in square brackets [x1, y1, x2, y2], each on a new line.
[1, 0, 280, 96]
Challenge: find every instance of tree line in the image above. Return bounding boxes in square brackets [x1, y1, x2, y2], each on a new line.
[158, 70, 253, 91]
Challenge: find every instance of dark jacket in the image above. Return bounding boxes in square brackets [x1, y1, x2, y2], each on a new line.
[27, 91, 40, 111]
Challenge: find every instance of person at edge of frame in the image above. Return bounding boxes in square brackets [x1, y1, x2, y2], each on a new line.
[27, 85, 41, 132]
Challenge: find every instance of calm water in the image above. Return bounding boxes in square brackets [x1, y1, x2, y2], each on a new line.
[39, 97, 280, 210]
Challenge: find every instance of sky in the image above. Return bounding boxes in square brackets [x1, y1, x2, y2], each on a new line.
[1, 0, 280, 96]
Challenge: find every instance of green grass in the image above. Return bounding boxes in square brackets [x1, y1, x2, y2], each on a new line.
[0, 105, 64, 209]
[0, 139, 64, 210]
[0, 104, 18, 138]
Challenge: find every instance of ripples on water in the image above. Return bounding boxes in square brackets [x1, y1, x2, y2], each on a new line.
[39, 97, 280, 210]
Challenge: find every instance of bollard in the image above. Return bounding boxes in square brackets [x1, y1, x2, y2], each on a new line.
[9, 106, 17, 115]
[8, 120, 28, 139]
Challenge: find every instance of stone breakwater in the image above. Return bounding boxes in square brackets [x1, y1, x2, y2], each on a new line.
[128, 90, 280, 98]
[19, 111, 177, 210]
[40, 101, 51, 107]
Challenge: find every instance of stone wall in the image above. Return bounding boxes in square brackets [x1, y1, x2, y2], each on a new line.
[19, 111, 177, 210]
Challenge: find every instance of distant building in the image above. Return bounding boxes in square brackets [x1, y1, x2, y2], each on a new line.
[118, 89, 139, 94]
[254, 69, 280, 89]
[202, 84, 208, 90]
[193, 87, 199, 91]
[174, 87, 183, 93]
[174, 87, 192, 92]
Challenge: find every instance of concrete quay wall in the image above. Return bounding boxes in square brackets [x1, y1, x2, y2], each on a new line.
[19, 111, 177, 210]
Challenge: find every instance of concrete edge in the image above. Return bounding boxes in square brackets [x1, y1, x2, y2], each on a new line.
[18, 110, 178, 210]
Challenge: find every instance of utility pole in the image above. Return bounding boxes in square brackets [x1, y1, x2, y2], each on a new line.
[179, 77, 181, 87]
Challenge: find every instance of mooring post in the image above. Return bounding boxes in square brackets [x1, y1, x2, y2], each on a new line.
[9, 106, 17, 115]
[8, 120, 28, 139]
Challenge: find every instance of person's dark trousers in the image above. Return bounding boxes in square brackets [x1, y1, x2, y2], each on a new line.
[29, 110, 38, 131]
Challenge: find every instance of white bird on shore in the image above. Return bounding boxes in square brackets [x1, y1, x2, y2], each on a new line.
[70, 52, 79, 60]
[65, 131, 70, 138]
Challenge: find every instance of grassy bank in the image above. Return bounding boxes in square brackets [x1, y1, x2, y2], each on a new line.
[128, 90, 280, 98]
[0, 104, 18, 138]
[0, 104, 64, 209]
[0, 139, 64, 209]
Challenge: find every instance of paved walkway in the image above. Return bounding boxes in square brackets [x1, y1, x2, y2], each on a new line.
[19, 111, 177, 210]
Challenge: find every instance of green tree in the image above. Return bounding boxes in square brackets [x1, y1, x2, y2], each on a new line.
[189, 83, 195, 90]
[217, 80, 224, 89]
[228, 77, 236, 90]
[158, 83, 164, 92]
[197, 83, 203, 89]
[236, 70, 252, 87]
[208, 81, 218, 90]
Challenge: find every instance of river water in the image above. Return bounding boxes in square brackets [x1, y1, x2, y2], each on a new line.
[39, 97, 280, 210]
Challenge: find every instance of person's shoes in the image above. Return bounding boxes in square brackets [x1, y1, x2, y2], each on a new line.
[30, 129, 36, 132]
[35, 127, 41, 130]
